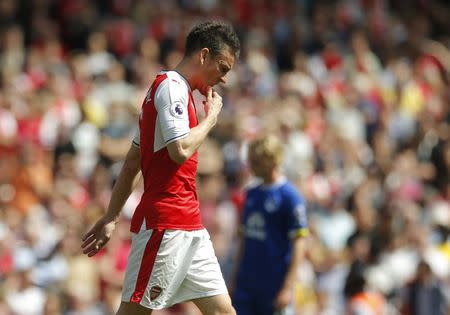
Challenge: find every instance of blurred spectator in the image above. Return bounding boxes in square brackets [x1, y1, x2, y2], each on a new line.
[400, 260, 449, 315]
[344, 261, 389, 315]
[0, 0, 449, 314]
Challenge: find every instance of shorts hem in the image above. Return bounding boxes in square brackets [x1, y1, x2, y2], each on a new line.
[120, 299, 167, 311]
[126, 289, 229, 310]
[120, 299, 151, 310]
[170, 289, 229, 306]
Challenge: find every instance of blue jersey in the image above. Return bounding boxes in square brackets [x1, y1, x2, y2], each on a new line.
[235, 178, 308, 298]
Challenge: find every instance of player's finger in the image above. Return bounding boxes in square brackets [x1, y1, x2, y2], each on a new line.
[81, 232, 90, 242]
[81, 239, 95, 250]
[212, 90, 221, 100]
[206, 87, 212, 100]
[81, 226, 96, 241]
[85, 247, 98, 257]
[87, 240, 105, 257]
[82, 242, 99, 254]
[87, 249, 100, 257]
[81, 234, 94, 247]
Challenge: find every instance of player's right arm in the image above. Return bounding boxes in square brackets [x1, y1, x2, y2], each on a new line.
[81, 143, 141, 257]
[167, 87, 222, 164]
[103, 143, 141, 221]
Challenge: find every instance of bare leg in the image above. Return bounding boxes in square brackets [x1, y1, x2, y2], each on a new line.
[192, 294, 236, 315]
[116, 302, 153, 315]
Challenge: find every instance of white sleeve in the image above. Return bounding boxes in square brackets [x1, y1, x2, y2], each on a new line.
[154, 78, 190, 144]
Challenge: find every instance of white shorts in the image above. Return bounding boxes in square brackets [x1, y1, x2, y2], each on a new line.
[121, 228, 228, 310]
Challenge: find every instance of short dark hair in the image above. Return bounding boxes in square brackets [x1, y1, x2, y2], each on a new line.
[185, 21, 240, 58]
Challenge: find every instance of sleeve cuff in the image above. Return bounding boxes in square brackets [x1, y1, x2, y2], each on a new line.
[289, 228, 309, 239]
[164, 132, 189, 144]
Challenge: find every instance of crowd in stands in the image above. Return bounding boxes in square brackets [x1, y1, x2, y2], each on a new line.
[0, 0, 449, 314]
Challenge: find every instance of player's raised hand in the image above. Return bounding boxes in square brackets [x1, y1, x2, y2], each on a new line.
[81, 216, 117, 257]
[203, 87, 223, 120]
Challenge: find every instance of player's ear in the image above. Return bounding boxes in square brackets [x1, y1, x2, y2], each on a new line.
[200, 48, 209, 65]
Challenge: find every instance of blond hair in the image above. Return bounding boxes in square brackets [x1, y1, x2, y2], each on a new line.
[248, 134, 284, 167]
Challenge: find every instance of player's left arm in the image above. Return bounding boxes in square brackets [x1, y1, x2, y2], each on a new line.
[275, 194, 309, 310]
[275, 236, 307, 309]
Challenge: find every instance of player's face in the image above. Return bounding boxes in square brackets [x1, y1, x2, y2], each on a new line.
[249, 155, 276, 180]
[199, 47, 235, 93]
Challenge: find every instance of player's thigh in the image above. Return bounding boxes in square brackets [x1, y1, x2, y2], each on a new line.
[192, 293, 236, 315]
[175, 229, 228, 304]
[116, 301, 152, 315]
[122, 229, 195, 309]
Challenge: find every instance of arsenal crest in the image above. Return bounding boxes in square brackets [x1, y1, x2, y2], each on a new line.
[150, 286, 162, 301]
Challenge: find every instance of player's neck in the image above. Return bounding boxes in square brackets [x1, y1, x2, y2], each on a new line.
[174, 59, 197, 90]
[262, 169, 282, 185]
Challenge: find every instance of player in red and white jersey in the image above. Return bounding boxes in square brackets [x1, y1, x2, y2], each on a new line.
[81, 21, 240, 315]
[130, 70, 202, 232]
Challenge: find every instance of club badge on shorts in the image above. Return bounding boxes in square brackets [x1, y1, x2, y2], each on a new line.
[150, 286, 163, 301]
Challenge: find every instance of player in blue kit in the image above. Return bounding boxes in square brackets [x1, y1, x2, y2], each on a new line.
[232, 135, 309, 315]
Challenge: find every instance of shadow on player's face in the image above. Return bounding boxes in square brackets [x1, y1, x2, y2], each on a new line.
[203, 48, 234, 88]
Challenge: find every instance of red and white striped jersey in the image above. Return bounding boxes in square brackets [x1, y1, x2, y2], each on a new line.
[130, 71, 202, 233]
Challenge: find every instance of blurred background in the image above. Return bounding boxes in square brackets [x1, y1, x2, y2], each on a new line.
[0, 0, 449, 314]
